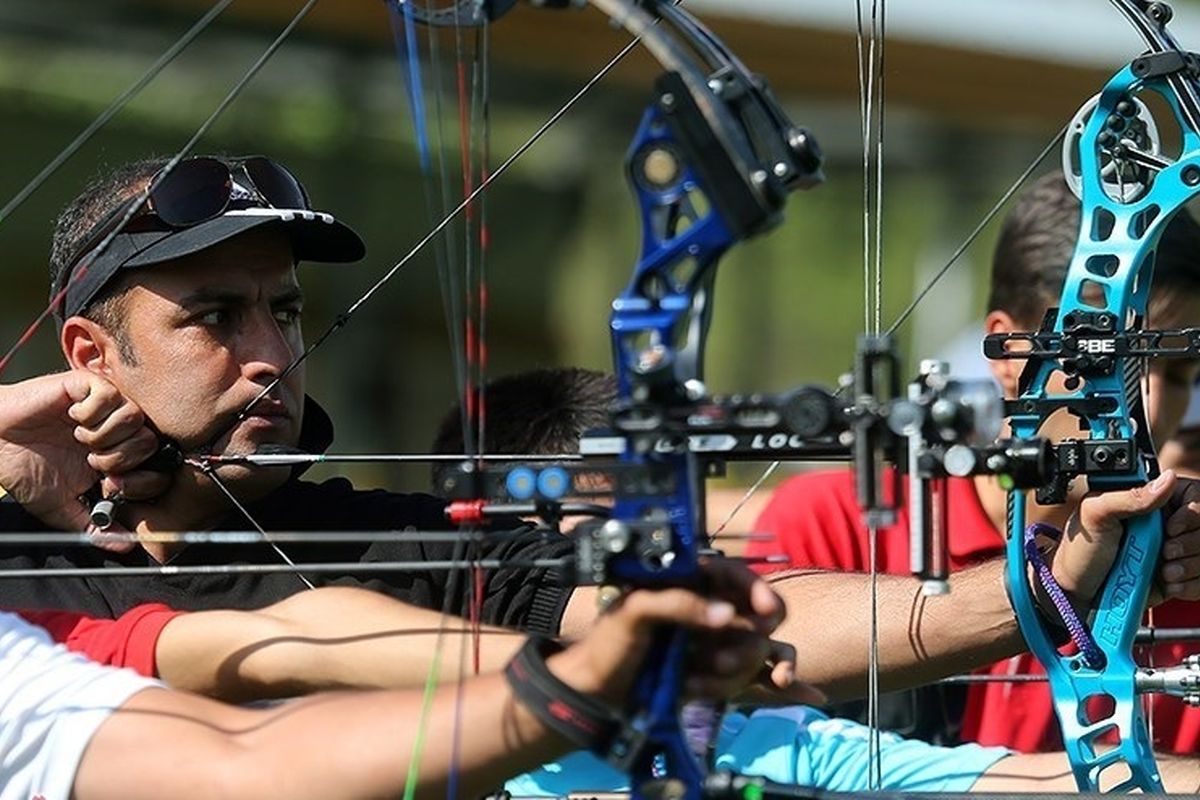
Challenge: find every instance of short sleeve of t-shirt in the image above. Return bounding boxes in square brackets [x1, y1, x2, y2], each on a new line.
[16, 604, 183, 678]
[0, 611, 161, 800]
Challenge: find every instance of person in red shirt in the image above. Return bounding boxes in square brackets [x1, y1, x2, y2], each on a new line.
[748, 171, 1200, 754]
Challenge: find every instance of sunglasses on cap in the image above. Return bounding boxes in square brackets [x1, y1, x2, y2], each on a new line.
[56, 156, 311, 301]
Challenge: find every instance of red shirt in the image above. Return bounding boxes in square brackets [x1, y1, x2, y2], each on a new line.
[15, 604, 182, 678]
[748, 468, 1200, 754]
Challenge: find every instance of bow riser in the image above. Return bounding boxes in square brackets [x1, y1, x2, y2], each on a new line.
[604, 89, 747, 800]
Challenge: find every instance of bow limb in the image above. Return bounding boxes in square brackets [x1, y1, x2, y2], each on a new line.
[546, 4, 820, 797]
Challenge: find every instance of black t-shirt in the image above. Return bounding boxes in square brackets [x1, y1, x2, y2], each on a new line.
[0, 477, 573, 635]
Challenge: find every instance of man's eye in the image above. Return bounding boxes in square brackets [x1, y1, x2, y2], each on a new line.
[274, 307, 302, 325]
[198, 309, 230, 326]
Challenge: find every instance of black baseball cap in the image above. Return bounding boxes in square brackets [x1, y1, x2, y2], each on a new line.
[54, 157, 366, 321]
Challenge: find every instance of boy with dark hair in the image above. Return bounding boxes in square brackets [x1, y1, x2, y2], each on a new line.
[431, 367, 617, 458]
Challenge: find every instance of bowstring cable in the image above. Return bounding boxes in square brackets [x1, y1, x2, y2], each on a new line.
[710, 461, 779, 540]
[449, 10, 488, 798]
[476, 22, 493, 499]
[388, 8, 497, 795]
[859, 0, 878, 338]
[472, 21, 494, 684]
[425, 4, 474, 456]
[855, 0, 886, 788]
[386, 0, 472, 461]
[885, 128, 1065, 336]
[871, 1, 886, 784]
[872, 0, 887, 340]
[387, 5, 470, 796]
[464, 16, 493, 684]
[1141, 320, 1157, 750]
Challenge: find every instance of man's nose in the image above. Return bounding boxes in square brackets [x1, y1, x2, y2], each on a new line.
[240, 313, 297, 379]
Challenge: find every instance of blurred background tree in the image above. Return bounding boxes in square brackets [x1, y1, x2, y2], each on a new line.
[1, 0, 1196, 494]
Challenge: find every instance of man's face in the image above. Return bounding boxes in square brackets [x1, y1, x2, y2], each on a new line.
[1143, 290, 1200, 446]
[99, 228, 306, 457]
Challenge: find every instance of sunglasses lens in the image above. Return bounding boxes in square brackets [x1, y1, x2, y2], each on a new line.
[243, 157, 309, 209]
[151, 158, 231, 226]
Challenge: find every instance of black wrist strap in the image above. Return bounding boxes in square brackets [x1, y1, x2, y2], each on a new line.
[505, 636, 624, 754]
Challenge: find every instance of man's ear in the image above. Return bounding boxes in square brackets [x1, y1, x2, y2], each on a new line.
[983, 309, 1028, 398]
[61, 316, 118, 374]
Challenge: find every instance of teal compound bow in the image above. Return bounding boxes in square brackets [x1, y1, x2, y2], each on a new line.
[983, 0, 1200, 793]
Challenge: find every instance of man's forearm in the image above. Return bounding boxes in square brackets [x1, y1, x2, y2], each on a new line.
[156, 586, 526, 701]
[75, 673, 565, 800]
[768, 559, 1024, 700]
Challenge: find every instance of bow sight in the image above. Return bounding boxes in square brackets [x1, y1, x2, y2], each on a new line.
[441, 342, 1054, 593]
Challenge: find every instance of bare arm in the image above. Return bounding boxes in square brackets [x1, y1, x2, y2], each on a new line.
[74, 673, 560, 800]
[767, 560, 1022, 700]
[561, 563, 1019, 701]
[559, 564, 1020, 701]
[973, 751, 1200, 793]
[156, 586, 525, 702]
[765, 475, 1185, 701]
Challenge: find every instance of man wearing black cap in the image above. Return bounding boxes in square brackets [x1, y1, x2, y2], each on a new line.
[0, 155, 576, 635]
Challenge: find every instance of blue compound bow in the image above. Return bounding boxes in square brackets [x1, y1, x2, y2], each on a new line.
[432, 3, 825, 796]
[417, 4, 1051, 799]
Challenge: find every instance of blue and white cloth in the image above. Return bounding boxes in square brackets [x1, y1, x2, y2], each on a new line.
[505, 706, 1011, 796]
